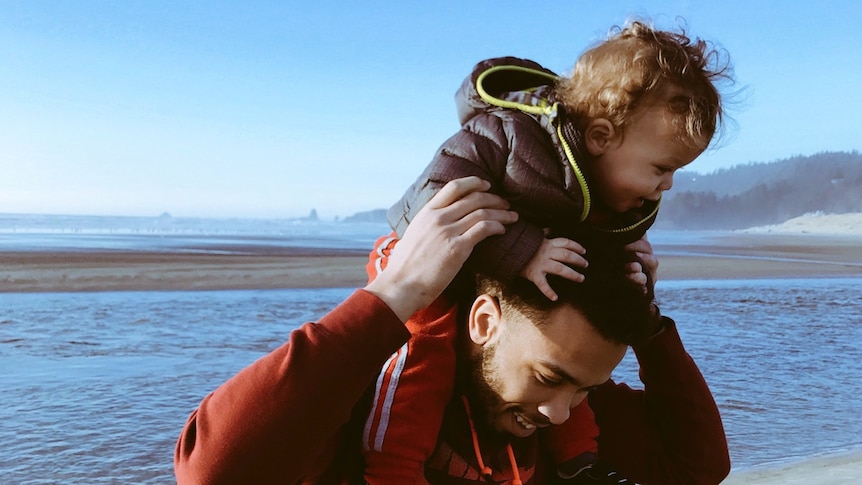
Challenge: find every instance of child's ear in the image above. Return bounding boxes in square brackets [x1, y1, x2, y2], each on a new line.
[585, 118, 617, 156]
[468, 294, 501, 345]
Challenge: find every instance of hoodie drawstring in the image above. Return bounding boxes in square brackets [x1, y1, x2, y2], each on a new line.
[461, 395, 523, 485]
[505, 445, 523, 485]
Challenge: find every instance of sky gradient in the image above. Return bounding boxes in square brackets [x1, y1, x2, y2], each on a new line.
[2, 1, 860, 218]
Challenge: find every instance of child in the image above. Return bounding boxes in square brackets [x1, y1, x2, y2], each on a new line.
[362, 20, 731, 484]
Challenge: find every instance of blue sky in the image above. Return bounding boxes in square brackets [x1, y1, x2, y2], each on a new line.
[1, 1, 860, 218]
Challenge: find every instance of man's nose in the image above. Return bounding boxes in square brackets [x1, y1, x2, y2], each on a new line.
[537, 392, 585, 425]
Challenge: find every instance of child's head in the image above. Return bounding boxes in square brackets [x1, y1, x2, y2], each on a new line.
[555, 20, 733, 213]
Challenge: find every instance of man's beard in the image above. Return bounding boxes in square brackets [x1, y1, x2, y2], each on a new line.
[464, 342, 510, 441]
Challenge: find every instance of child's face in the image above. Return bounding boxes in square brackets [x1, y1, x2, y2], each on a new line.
[589, 103, 703, 213]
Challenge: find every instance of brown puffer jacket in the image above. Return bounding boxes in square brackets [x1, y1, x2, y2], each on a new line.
[388, 57, 659, 282]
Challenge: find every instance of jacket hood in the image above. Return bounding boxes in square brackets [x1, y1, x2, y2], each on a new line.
[455, 57, 560, 126]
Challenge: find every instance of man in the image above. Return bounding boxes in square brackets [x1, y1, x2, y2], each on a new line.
[415, 263, 659, 484]
[174, 177, 730, 484]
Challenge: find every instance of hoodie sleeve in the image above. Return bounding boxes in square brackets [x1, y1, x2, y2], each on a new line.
[588, 317, 731, 485]
[388, 112, 567, 282]
[174, 290, 410, 485]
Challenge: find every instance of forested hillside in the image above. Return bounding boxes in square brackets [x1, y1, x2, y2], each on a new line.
[657, 151, 862, 229]
[344, 151, 861, 229]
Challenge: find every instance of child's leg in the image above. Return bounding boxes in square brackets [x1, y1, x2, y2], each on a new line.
[365, 233, 399, 285]
[544, 399, 599, 478]
[362, 234, 458, 485]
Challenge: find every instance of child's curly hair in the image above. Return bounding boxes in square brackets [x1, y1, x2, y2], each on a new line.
[555, 19, 734, 150]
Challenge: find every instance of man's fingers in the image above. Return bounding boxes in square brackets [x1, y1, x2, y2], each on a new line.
[459, 218, 509, 245]
[417, 176, 517, 248]
[456, 206, 518, 234]
[442, 191, 512, 224]
[426, 176, 495, 210]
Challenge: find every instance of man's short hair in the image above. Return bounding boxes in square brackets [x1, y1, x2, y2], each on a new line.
[470, 246, 655, 346]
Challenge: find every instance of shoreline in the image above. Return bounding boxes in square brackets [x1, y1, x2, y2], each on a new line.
[654, 232, 861, 280]
[2, 232, 861, 293]
[723, 449, 862, 484]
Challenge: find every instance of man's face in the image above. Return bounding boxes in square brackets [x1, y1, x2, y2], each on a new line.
[588, 98, 704, 214]
[466, 299, 627, 439]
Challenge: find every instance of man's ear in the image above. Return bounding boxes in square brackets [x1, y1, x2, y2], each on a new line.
[468, 294, 501, 345]
[585, 118, 618, 156]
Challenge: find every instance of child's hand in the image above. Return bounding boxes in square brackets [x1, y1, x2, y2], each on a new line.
[519, 237, 587, 301]
[623, 236, 658, 290]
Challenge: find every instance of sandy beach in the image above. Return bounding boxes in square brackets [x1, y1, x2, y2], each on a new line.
[2, 231, 860, 293]
[654, 232, 862, 280]
[0, 250, 372, 293]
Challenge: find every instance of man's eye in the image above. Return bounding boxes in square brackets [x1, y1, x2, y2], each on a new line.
[535, 374, 562, 386]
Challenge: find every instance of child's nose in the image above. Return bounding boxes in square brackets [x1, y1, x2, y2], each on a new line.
[659, 173, 674, 191]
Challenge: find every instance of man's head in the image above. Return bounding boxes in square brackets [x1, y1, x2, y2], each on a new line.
[459, 253, 655, 439]
[555, 20, 733, 213]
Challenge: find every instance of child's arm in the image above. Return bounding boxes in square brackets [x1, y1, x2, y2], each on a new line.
[391, 112, 572, 282]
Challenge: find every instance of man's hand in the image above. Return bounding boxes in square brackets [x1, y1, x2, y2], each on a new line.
[519, 237, 588, 301]
[365, 177, 518, 322]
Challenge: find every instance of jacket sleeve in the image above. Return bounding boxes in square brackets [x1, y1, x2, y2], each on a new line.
[588, 317, 731, 485]
[388, 113, 546, 282]
[174, 289, 411, 485]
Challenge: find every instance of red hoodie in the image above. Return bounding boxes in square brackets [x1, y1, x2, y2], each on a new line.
[174, 290, 730, 484]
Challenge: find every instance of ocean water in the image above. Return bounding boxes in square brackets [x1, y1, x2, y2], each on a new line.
[0, 213, 391, 253]
[1, 216, 860, 482]
[2, 279, 861, 483]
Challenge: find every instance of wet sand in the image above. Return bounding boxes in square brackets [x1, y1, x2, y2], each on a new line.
[722, 450, 862, 484]
[1, 232, 860, 293]
[0, 250, 371, 293]
[655, 232, 862, 280]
